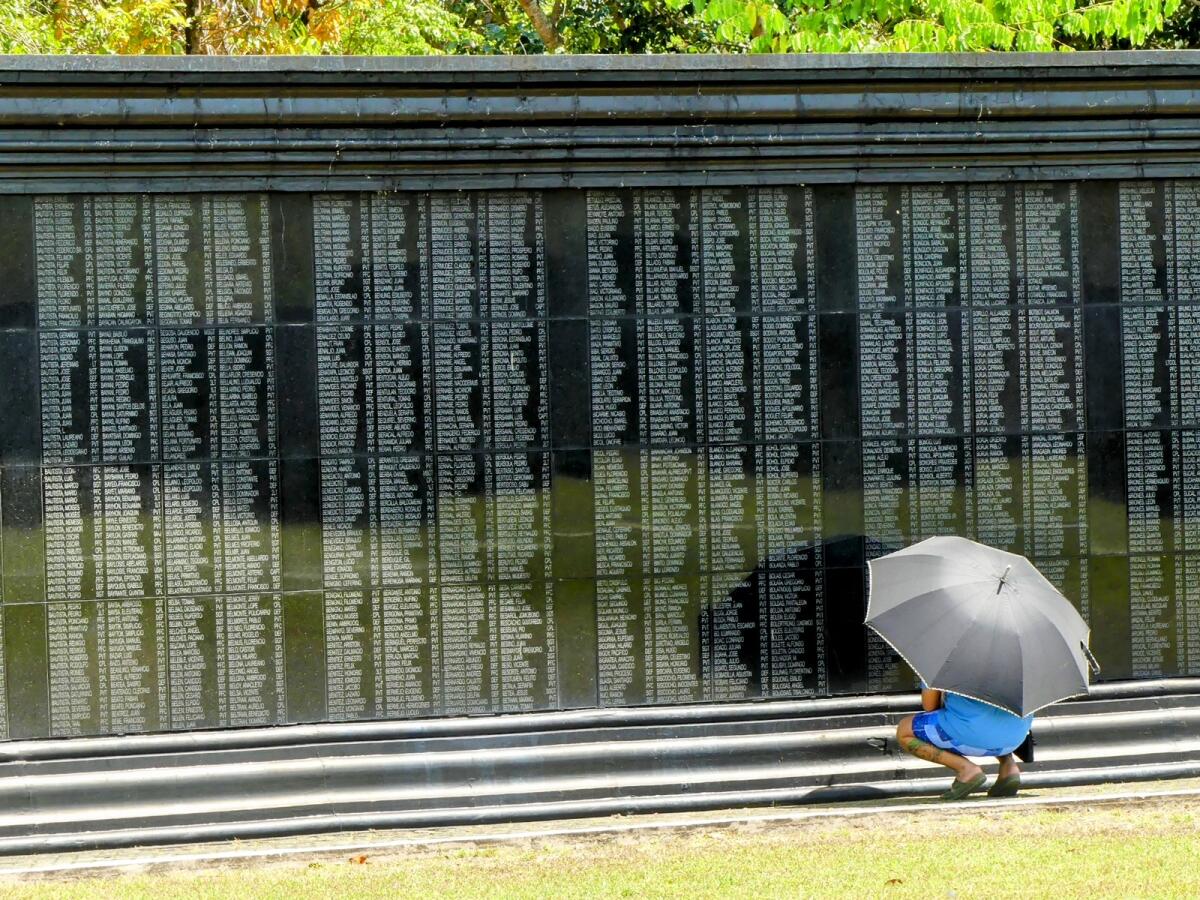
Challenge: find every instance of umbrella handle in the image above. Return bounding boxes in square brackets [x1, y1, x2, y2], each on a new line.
[1080, 641, 1101, 676]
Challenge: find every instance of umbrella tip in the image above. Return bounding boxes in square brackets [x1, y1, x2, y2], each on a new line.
[997, 565, 1012, 595]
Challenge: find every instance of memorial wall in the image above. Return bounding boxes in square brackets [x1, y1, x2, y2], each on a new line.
[0, 180, 1197, 739]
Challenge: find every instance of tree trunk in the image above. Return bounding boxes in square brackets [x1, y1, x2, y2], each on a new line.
[185, 0, 203, 54]
[52, 0, 68, 41]
[516, 0, 563, 51]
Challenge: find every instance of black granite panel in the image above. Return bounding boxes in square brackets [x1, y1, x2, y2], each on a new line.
[817, 313, 858, 441]
[820, 438, 864, 569]
[0, 198, 36, 328]
[548, 319, 591, 448]
[0, 330, 40, 465]
[165, 595, 219, 729]
[0, 180, 1198, 739]
[277, 324, 318, 459]
[1, 466, 45, 603]
[283, 591, 326, 723]
[4, 604, 47, 738]
[271, 194, 316, 324]
[552, 579, 599, 708]
[1090, 554, 1132, 680]
[1087, 430, 1129, 556]
[813, 186, 856, 313]
[551, 449, 594, 580]
[280, 457, 323, 593]
[823, 566, 868, 694]
[1080, 183, 1121, 306]
[543, 191, 589, 319]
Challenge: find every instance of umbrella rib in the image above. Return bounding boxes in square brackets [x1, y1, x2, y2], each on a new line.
[868, 553, 994, 579]
[1008, 580, 1090, 641]
[889, 538, 1029, 571]
[926, 585, 1015, 712]
[866, 537, 1094, 716]
[867, 578, 994, 634]
[864, 573, 997, 622]
[1014, 599, 1091, 713]
[867, 580, 996, 689]
[926, 586, 1088, 716]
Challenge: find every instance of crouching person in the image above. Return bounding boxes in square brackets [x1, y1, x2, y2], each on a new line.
[895, 683, 1033, 801]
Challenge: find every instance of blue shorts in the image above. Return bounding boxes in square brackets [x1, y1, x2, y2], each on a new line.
[911, 711, 1023, 758]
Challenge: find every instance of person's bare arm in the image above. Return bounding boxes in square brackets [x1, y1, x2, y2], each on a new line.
[921, 687, 943, 712]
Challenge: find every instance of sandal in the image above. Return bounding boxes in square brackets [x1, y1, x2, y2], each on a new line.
[939, 772, 987, 801]
[987, 774, 1021, 798]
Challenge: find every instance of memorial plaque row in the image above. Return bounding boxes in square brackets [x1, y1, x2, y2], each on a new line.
[0, 181, 1199, 739]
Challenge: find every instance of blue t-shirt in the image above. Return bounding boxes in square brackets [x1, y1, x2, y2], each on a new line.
[923, 684, 1033, 750]
[939, 691, 1033, 749]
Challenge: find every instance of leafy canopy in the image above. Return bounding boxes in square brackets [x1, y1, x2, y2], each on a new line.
[688, 0, 1185, 52]
[0, 0, 1191, 55]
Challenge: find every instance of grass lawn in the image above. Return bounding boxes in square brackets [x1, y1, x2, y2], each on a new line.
[2, 797, 1198, 899]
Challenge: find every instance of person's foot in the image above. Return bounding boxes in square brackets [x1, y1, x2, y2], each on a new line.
[960, 762, 985, 782]
[987, 773, 1021, 797]
[939, 771, 987, 801]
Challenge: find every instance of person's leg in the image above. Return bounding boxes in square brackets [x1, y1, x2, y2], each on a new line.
[895, 715, 983, 783]
[987, 752, 1022, 797]
[995, 753, 1020, 780]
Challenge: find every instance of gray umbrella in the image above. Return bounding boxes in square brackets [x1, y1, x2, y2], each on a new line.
[865, 535, 1099, 717]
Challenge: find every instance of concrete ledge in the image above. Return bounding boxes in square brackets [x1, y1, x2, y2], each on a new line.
[0, 678, 1195, 856]
[0, 53, 1199, 190]
[2, 677, 1193, 762]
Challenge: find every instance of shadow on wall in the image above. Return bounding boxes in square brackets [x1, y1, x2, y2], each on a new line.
[699, 534, 919, 700]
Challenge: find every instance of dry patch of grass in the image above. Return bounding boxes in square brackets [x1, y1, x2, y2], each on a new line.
[3, 799, 1199, 899]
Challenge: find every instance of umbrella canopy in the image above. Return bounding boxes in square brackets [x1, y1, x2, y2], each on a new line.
[865, 535, 1097, 717]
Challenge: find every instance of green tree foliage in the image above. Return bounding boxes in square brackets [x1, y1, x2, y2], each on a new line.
[686, 0, 1185, 52]
[1152, 0, 1200, 45]
[0, 0, 467, 54]
[0, 0, 186, 53]
[443, 0, 718, 53]
[0, 0, 1191, 55]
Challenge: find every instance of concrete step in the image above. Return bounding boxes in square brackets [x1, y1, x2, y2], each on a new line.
[0, 678, 1196, 855]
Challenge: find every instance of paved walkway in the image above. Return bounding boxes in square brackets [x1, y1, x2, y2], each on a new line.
[3, 775, 1200, 878]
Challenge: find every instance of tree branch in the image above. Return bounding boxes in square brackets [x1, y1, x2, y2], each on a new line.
[516, 0, 562, 50]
